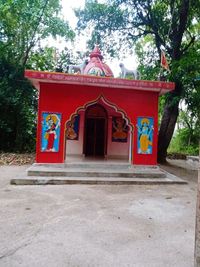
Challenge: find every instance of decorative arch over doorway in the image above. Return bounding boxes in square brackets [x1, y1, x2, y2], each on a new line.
[65, 95, 134, 163]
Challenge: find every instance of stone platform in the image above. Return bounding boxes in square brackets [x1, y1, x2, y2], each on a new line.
[10, 161, 186, 185]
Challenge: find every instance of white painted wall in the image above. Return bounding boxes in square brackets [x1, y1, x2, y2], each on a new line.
[66, 111, 84, 155]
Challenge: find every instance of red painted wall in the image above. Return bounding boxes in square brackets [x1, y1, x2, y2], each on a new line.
[36, 82, 158, 165]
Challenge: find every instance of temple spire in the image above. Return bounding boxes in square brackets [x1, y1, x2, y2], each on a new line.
[84, 45, 113, 77]
[89, 44, 103, 60]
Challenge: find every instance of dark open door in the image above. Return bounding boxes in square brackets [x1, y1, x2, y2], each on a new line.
[84, 104, 107, 157]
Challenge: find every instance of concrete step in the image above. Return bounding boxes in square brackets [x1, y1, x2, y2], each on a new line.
[10, 163, 187, 186]
[10, 175, 187, 186]
[27, 170, 166, 178]
[27, 165, 166, 179]
[34, 162, 134, 169]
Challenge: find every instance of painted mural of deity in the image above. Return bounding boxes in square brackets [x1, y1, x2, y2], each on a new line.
[66, 115, 80, 140]
[137, 117, 154, 154]
[88, 67, 105, 77]
[41, 113, 61, 152]
[112, 117, 128, 142]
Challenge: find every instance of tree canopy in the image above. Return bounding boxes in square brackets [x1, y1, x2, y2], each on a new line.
[0, 0, 74, 66]
[0, 0, 74, 152]
[76, 0, 200, 160]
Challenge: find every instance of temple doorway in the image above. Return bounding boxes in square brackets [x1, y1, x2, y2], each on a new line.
[84, 104, 108, 157]
[65, 96, 133, 163]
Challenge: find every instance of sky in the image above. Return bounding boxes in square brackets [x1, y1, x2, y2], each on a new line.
[61, 0, 85, 28]
[60, 0, 137, 76]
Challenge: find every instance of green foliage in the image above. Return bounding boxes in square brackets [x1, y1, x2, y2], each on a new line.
[168, 107, 200, 155]
[158, 96, 166, 125]
[75, 0, 200, 158]
[26, 47, 56, 71]
[134, 36, 161, 80]
[26, 46, 86, 72]
[0, 0, 75, 65]
[0, 0, 75, 152]
[0, 61, 37, 152]
[75, 1, 130, 58]
[168, 128, 199, 155]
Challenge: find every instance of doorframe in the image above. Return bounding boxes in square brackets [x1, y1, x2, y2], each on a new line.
[83, 104, 108, 157]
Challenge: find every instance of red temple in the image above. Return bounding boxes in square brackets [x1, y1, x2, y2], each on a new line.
[25, 45, 175, 165]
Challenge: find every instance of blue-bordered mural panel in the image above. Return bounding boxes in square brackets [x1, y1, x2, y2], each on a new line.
[137, 117, 154, 154]
[66, 115, 80, 140]
[112, 117, 128, 143]
[41, 112, 61, 152]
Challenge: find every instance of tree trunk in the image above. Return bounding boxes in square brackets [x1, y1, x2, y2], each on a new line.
[157, 81, 182, 163]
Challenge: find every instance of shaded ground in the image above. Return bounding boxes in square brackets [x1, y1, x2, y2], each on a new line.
[0, 159, 198, 267]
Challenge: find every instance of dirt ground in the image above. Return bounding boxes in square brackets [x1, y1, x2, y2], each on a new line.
[0, 159, 198, 267]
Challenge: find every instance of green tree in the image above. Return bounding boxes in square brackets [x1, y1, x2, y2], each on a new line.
[168, 106, 199, 155]
[26, 46, 86, 72]
[0, 0, 74, 66]
[76, 0, 200, 162]
[0, 62, 37, 151]
[135, 32, 200, 154]
[0, 0, 74, 152]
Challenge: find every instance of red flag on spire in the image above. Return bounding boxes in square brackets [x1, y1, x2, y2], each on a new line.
[161, 50, 169, 70]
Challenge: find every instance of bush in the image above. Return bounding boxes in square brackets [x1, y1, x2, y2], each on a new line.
[168, 128, 199, 156]
[0, 61, 37, 152]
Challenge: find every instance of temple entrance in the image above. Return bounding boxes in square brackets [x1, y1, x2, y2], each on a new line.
[84, 104, 107, 157]
[65, 96, 133, 163]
